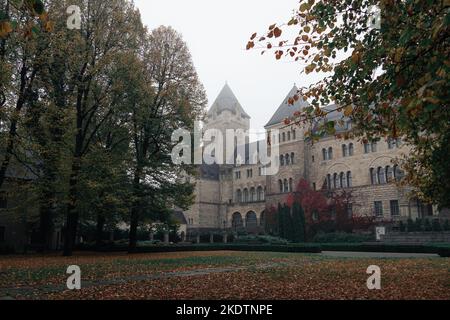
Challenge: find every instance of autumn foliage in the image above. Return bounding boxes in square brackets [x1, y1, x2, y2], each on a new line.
[248, 0, 450, 209]
[266, 179, 375, 241]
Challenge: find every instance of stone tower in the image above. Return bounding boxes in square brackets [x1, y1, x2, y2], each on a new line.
[205, 83, 250, 135]
[185, 83, 251, 235]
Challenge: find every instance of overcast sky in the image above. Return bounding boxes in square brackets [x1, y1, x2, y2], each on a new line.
[135, 0, 325, 132]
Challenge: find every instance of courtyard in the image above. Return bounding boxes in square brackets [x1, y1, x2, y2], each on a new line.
[0, 251, 448, 300]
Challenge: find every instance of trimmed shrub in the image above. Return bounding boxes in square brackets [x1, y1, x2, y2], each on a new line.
[432, 220, 442, 232]
[234, 235, 289, 245]
[313, 232, 373, 243]
[443, 220, 450, 231]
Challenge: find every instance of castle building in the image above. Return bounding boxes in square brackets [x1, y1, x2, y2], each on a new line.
[183, 83, 438, 236]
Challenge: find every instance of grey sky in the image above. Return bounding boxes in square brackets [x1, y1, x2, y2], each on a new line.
[135, 0, 325, 131]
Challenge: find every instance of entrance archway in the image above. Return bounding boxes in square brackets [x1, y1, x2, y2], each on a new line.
[246, 211, 258, 232]
[232, 212, 244, 230]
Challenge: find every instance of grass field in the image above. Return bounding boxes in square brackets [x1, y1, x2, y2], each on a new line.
[0, 251, 449, 300]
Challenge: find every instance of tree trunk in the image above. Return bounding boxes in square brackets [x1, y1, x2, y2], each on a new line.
[96, 214, 106, 248]
[128, 168, 142, 253]
[63, 159, 81, 257]
[128, 207, 139, 252]
[39, 200, 54, 252]
[0, 58, 33, 190]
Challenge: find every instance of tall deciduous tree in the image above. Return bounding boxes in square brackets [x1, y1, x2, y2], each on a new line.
[127, 26, 206, 251]
[0, 0, 50, 190]
[249, 0, 450, 208]
[43, 0, 144, 256]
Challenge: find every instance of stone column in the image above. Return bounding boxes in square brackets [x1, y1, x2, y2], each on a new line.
[223, 233, 228, 244]
[196, 234, 201, 244]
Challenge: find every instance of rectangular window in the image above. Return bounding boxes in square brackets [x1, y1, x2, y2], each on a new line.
[374, 201, 383, 217]
[0, 192, 6, 209]
[390, 200, 400, 216]
[0, 226, 5, 242]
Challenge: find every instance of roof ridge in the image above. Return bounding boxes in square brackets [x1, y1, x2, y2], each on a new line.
[265, 85, 309, 128]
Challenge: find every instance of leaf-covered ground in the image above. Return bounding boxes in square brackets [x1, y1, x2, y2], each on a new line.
[0, 251, 448, 300]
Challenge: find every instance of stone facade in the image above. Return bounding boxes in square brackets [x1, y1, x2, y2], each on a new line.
[184, 84, 440, 236]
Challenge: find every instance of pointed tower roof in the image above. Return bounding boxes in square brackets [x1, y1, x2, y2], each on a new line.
[208, 83, 250, 119]
[265, 85, 309, 128]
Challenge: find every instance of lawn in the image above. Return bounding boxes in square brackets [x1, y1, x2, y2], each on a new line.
[0, 251, 448, 300]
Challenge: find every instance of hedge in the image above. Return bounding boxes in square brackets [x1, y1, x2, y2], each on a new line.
[313, 232, 373, 243]
[319, 243, 448, 254]
[77, 243, 322, 254]
[76, 242, 450, 256]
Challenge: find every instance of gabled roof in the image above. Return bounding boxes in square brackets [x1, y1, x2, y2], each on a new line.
[208, 83, 250, 119]
[265, 85, 309, 128]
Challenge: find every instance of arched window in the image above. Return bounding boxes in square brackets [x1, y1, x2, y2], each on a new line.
[291, 153, 295, 165]
[287, 131, 291, 141]
[370, 168, 377, 185]
[289, 178, 293, 192]
[364, 143, 371, 154]
[292, 130, 296, 140]
[243, 189, 249, 203]
[349, 143, 354, 156]
[260, 211, 266, 227]
[282, 132, 286, 142]
[326, 174, 332, 190]
[341, 172, 347, 188]
[280, 155, 285, 166]
[257, 186, 263, 201]
[342, 145, 348, 157]
[386, 166, 394, 183]
[328, 147, 333, 160]
[333, 173, 338, 189]
[322, 149, 328, 161]
[279, 180, 283, 193]
[250, 188, 256, 202]
[285, 154, 290, 165]
[284, 179, 289, 193]
[236, 189, 242, 203]
[347, 171, 352, 188]
[378, 167, 386, 184]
